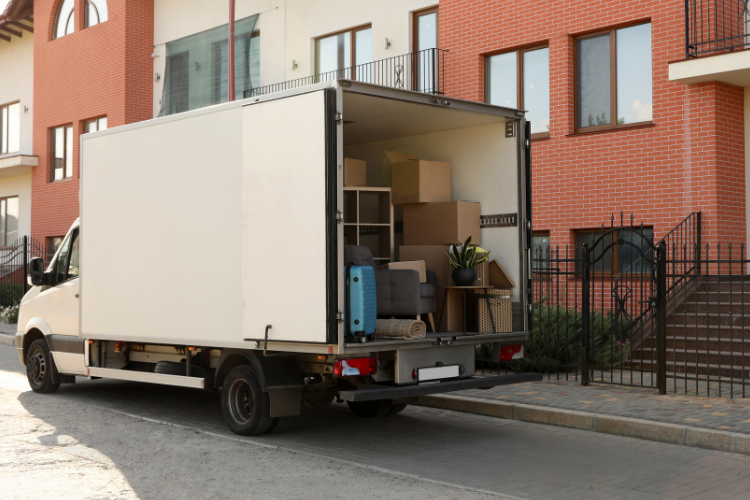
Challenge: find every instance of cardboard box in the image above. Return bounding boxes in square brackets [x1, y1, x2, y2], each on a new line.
[403, 201, 481, 246]
[489, 259, 516, 289]
[385, 151, 451, 204]
[399, 245, 451, 286]
[382, 260, 427, 283]
[344, 158, 367, 187]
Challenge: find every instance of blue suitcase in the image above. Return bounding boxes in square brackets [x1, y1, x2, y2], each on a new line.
[345, 265, 377, 341]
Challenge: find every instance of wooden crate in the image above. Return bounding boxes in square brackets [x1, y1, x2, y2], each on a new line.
[474, 289, 513, 333]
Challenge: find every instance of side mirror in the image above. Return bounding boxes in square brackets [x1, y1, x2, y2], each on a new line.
[28, 257, 49, 287]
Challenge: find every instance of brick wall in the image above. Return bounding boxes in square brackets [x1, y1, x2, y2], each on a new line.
[32, 0, 153, 241]
[440, 0, 746, 248]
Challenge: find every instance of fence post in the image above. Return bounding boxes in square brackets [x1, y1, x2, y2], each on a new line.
[684, 0, 690, 59]
[696, 211, 702, 275]
[581, 244, 590, 386]
[657, 243, 667, 395]
[22, 236, 28, 295]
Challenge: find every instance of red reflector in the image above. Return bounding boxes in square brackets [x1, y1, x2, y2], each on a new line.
[333, 357, 377, 377]
[498, 344, 524, 361]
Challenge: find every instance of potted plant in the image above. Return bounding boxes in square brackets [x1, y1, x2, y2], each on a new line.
[447, 236, 490, 286]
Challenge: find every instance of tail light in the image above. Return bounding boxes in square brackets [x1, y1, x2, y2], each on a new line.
[498, 344, 524, 361]
[114, 341, 124, 353]
[333, 357, 377, 377]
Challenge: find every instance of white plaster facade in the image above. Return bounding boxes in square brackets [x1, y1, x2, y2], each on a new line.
[0, 30, 34, 243]
[152, 0, 438, 117]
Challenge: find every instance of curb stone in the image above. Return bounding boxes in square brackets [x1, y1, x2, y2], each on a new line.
[417, 393, 750, 456]
[0, 334, 14, 346]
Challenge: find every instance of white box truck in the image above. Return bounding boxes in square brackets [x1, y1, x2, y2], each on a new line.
[15, 81, 540, 435]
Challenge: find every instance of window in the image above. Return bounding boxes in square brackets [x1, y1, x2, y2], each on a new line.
[85, 117, 107, 133]
[54, 230, 79, 283]
[575, 23, 652, 132]
[49, 236, 64, 254]
[0, 102, 20, 155]
[84, 0, 108, 28]
[413, 7, 438, 92]
[165, 51, 189, 115]
[486, 46, 550, 137]
[54, 0, 75, 39]
[576, 227, 654, 273]
[0, 197, 19, 246]
[212, 30, 260, 104]
[532, 231, 550, 270]
[315, 25, 372, 78]
[51, 125, 74, 181]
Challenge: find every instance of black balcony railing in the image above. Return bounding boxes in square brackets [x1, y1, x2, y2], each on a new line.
[243, 48, 448, 99]
[686, 0, 750, 58]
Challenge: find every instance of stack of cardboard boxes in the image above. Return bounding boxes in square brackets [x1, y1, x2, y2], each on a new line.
[387, 151, 484, 331]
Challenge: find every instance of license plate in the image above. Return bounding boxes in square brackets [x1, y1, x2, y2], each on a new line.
[417, 364, 460, 382]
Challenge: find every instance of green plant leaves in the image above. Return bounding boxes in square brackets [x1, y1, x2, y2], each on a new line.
[446, 235, 490, 270]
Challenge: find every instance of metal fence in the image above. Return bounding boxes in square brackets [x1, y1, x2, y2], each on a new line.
[0, 237, 56, 309]
[686, 0, 750, 58]
[243, 48, 448, 99]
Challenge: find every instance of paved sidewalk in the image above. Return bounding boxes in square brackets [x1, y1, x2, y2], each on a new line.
[451, 377, 750, 435]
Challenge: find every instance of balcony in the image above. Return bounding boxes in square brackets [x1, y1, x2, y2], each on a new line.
[244, 48, 447, 99]
[670, 1, 750, 86]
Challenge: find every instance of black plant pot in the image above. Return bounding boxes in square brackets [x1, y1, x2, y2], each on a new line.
[452, 268, 476, 287]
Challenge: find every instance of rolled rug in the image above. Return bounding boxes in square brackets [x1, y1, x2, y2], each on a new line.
[374, 319, 426, 340]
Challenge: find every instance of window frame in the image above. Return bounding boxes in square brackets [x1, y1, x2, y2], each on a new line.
[50, 124, 74, 182]
[485, 44, 550, 140]
[574, 227, 654, 275]
[0, 196, 20, 247]
[84, 0, 108, 29]
[53, 0, 75, 40]
[412, 5, 439, 52]
[0, 101, 21, 155]
[314, 23, 372, 79]
[573, 22, 652, 134]
[84, 116, 107, 134]
[53, 229, 79, 285]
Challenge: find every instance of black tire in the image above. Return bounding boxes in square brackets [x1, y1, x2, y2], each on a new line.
[347, 400, 392, 418]
[221, 365, 273, 436]
[26, 339, 60, 394]
[154, 361, 186, 375]
[387, 403, 408, 415]
[266, 417, 291, 434]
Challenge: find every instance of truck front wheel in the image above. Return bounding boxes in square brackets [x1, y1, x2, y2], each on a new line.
[221, 365, 273, 436]
[26, 339, 60, 394]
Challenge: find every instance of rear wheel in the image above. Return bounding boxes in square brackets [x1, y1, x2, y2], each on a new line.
[26, 339, 60, 394]
[387, 403, 407, 415]
[221, 365, 272, 436]
[346, 400, 392, 418]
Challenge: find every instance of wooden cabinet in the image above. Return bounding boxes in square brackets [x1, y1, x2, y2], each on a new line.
[343, 186, 394, 263]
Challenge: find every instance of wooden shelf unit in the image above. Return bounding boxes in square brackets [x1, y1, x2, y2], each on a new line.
[343, 186, 394, 263]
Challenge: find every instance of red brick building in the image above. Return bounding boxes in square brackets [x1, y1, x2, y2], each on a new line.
[32, 0, 153, 245]
[439, 0, 746, 252]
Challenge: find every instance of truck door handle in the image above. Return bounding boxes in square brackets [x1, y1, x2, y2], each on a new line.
[75, 294, 79, 298]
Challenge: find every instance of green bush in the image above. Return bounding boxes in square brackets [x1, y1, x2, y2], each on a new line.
[479, 298, 632, 373]
[0, 303, 19, 324]
[0, 282, 25, 308]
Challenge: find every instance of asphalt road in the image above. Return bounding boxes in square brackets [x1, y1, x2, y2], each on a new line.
[2, 344, 750, 500]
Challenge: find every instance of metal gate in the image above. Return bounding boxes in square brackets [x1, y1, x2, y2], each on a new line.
[580, 218, 667, 393]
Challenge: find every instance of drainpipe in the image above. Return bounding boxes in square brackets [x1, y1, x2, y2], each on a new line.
[228, 0, 236, 101]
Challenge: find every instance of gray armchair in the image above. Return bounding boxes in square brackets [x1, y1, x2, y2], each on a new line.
[344, 245, 437, 330]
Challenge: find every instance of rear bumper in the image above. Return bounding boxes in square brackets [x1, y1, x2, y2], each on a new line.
[339, 372, 542, 402]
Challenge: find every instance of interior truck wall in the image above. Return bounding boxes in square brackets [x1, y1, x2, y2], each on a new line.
[344, 123, 522, 295]
[80, 107, 245, 344]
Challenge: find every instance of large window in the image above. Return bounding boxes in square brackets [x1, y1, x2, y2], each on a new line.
[51, 125, 74, 181]
[413, 6, 438, 52]
[576, 227, 654, 273]
[0, 102, 20, 155]
[576, 23, 652, 132]
[54, 0, 75, 39]
[315, 25, 372, 77]
[84, 0, 108, 28]
[0, 197, 19, 247]
[413, 7, 438, 92]
[85, 117, 107, 133]
[486, 46, 550, 138]
[532, 231, 551, 270]
[212, 31, 260, 104]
